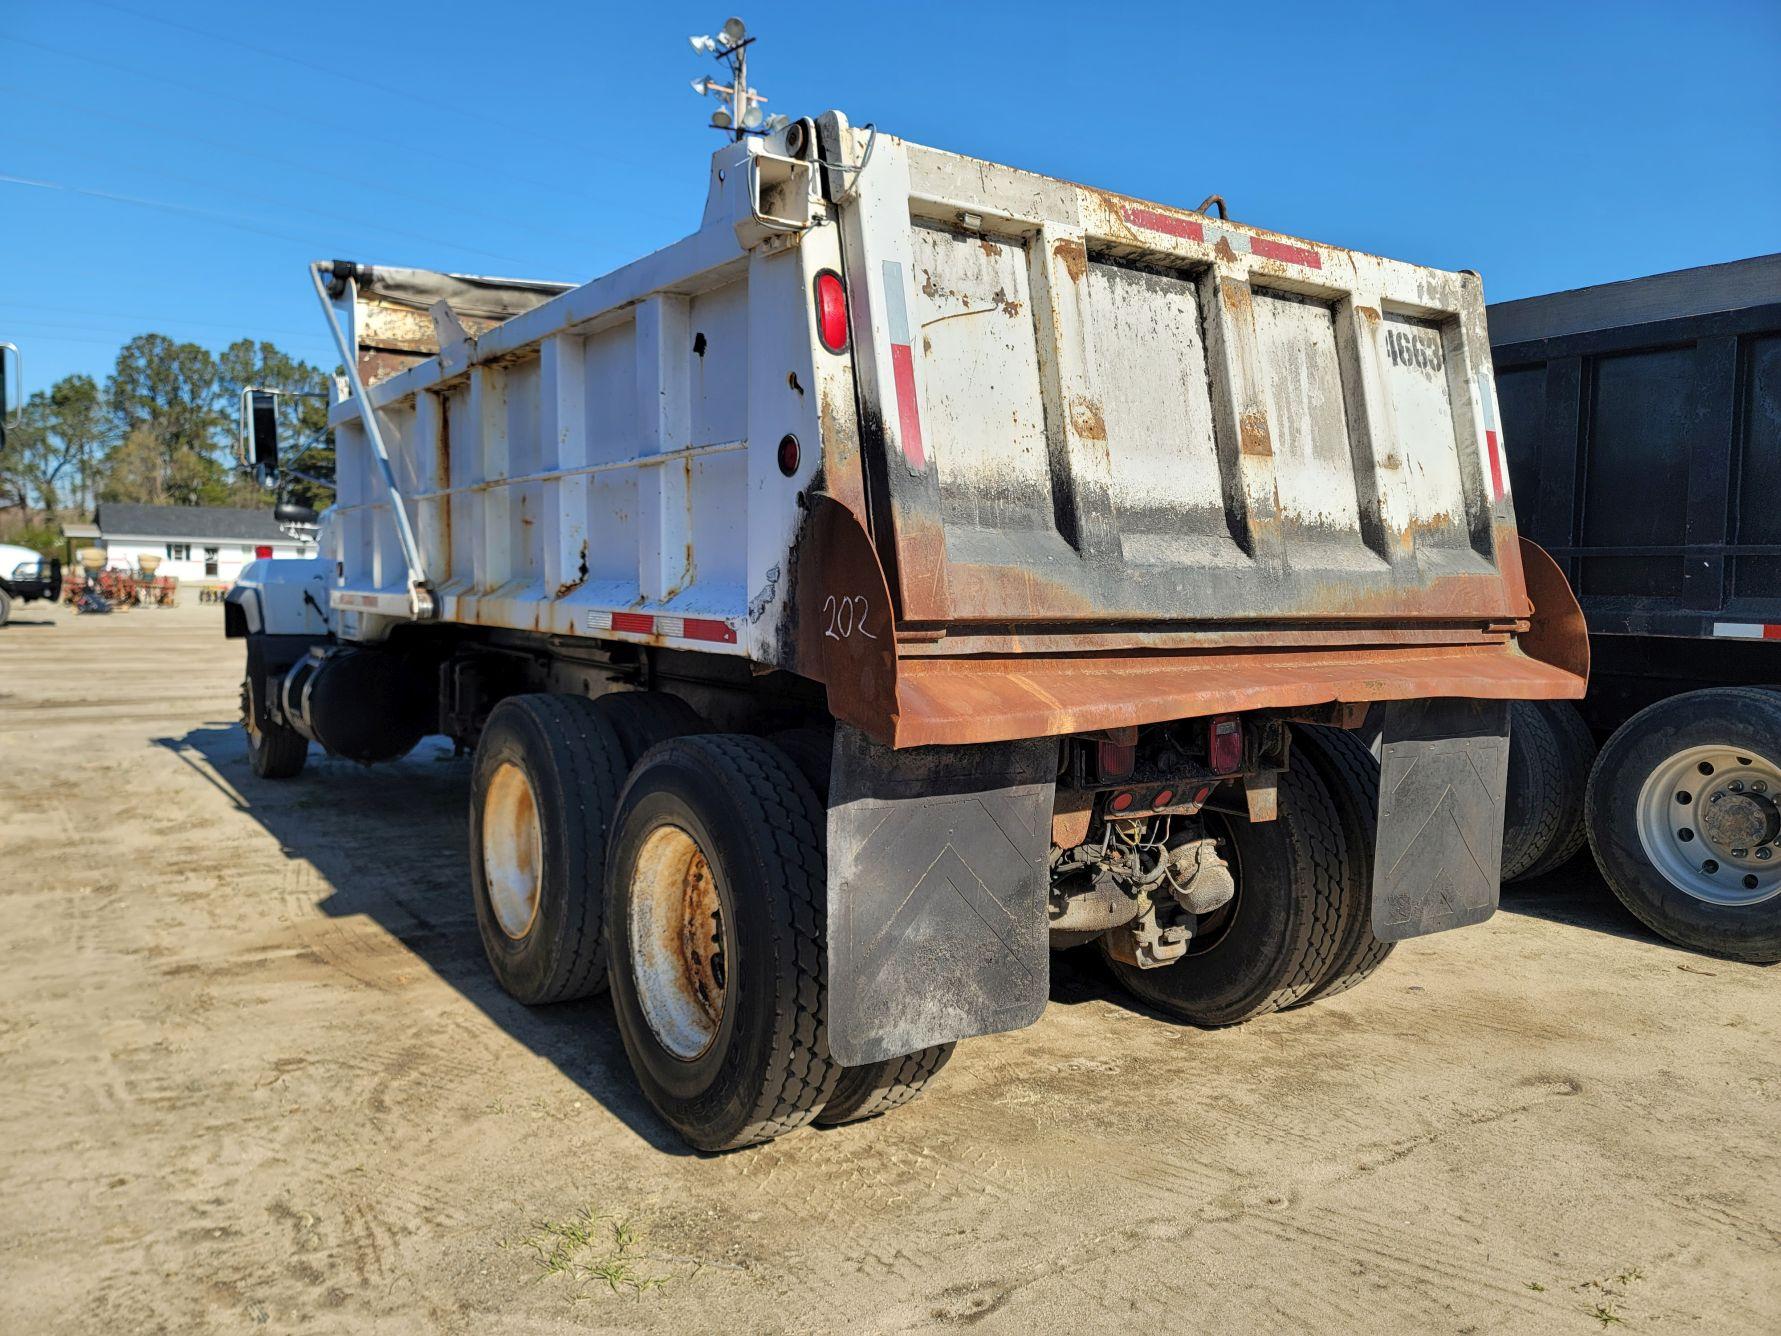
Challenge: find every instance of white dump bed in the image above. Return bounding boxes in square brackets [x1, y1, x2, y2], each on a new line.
[321, 113, 1533, 688]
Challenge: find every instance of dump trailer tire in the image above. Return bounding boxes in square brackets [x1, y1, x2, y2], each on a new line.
[768, 727, 833, 802]
[1288, 725, 1395, 1005]
[469, 694, 629, 1004]
[1501, 701, 1568, 882]
[242, 677, 307, 781]
[1518, 700, 1597, 880]
[1099, 763, 1350, 1027]
[605, 734, 839, 1151]
[815, 1043, 954, 1127]
[1585, 688, 1781, 963]
[590, 690, 706, 766]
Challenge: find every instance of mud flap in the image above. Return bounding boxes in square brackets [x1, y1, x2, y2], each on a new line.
[826, 725, 1055, 1066]
[1372, 699, 1511, 942]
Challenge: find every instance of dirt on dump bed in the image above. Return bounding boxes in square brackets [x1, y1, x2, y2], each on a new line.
[1, 601, 1776, 1335]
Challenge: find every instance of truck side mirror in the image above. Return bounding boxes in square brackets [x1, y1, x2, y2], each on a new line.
[0, 342, 20, 445]
[240, 388, 280, 474]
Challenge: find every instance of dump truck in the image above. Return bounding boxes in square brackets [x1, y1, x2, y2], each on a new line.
[1490, 255, 1781, 962]
[225, 110, 1588, 1150]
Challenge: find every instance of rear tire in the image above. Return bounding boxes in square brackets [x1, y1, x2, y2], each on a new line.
[590, 690, 706, 765]
[1289, 725, 1395, 1004]
[242, 676, 307, 780]
[606, 735, 839, 1151]
[469, 694, 629, 1003]
[1501, 700, 1567, 882]
[1518, 700, 1596, 879]
[816, 1043, 954, 1126]
[0, 589, 12, 626]
[1585, 688, 1781, 962]
[1099, 763, 1351, 1026]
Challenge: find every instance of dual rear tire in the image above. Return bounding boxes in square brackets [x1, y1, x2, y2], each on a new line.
[469, 697, 949, 1150]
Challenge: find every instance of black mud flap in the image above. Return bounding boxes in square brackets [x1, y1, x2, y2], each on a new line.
[826, 725, 1055, 1066]
[1372, 699, 1511, 942]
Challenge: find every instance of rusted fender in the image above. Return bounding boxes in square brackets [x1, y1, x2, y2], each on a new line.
[1516, 536, 1590, 685]
[795, 496, 1589, 750]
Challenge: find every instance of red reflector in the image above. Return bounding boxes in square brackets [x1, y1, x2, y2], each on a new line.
[1110, 790, 1134, 812]
[814, 270, 848, 353]
[1096, 740, 1135, 781]
[1208, 715, 1243, 773]
[777, 433, 800, 477]
[1154, 789, 1174, 807]
[254, 545, 272, 559]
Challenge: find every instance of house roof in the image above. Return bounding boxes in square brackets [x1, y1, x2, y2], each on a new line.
[94, 503, 294, 543]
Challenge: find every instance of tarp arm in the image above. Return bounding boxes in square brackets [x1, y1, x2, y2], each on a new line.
[310, 261, 434, 620]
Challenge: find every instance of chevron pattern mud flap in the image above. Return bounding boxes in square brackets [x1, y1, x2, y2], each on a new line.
[1372, 699, 1511, 942]
[826, 725, 1056, 1066]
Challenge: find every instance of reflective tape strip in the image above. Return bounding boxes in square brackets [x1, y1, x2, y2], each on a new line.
[882, 260, 927, 470]
[584, 609, 738, 644]
[1477, 372, 1507, 502]
[1122, 204, 1321, 269]
[1713, 622, 1781, 640]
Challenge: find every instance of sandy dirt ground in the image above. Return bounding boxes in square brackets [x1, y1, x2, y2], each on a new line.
[1, 599, 1777, 1335]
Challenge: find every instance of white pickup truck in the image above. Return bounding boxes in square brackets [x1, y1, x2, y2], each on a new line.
[227, 109, 1588, 1151]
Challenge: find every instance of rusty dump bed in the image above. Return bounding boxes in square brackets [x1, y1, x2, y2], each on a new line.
[321, 112, 1586, 747]
[803, 116, 1585, 744]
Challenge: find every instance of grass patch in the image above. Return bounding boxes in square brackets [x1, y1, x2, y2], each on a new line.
[509, 1206, 671, 1299]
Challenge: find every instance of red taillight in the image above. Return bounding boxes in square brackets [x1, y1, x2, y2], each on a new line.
[254, 545, 272, 559]
[1096, 739, 1135, 781]
[814, 270, 848, 353]
[1208, 715, 1243, 773]
[1109, 790, 1134, 813]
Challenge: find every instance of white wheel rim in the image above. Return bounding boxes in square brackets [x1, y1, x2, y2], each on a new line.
[483, 761, 544, 938]
[629, 824, 727, 1061]
[1635, 744, 1781, 907]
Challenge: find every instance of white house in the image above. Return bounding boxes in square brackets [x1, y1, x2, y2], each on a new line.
[85, 503, 316, 586]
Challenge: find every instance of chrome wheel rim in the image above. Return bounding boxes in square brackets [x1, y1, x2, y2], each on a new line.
[629, 824, 727, 1061]
[1635, 744, 1781, 907]
[483, 761, 544, 938]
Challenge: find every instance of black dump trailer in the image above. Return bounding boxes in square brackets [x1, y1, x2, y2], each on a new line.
[1488, 254, 1781, 961]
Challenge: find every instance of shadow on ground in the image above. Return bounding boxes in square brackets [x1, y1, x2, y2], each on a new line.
[156, 723, 698, 1156]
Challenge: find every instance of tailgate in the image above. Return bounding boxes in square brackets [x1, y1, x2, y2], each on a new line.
[834, 130, 1519, 630]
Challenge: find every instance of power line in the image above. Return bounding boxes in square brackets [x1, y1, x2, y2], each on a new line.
[79, 0, 551, 141]
[31, 131, 535, 266]
[1, 32, 596, 206]
[5, 83, 596, 252]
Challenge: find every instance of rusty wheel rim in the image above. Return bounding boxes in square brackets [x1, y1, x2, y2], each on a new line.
[629, 824, 727, 1061]
[483, 761, 544, 939]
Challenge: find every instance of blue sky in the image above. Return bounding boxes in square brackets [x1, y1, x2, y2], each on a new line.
[3, 0, 1777, 391]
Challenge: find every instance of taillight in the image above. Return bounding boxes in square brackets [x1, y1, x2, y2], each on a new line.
[1208, 715, 1243, 773]
[813, 270, 848, 353]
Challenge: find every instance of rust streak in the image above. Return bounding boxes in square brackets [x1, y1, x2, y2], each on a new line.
[1051, 237, 1088, 283]
[1239, 408, 1272, 458]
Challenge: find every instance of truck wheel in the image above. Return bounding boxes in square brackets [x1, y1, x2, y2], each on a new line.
[590, 690, 705, 765]
[1288, 725, 1395, 1004]
[815, 1043, 954, 1126]
[1518, 700, 1597, 879]
[469, 694, 629, 1003]
[1585, 688, 1781, 962]
[768, 727, 833, 801]
[605, 734, 838, 1151]
[0, 588, 11, 626]
[242, 677, 307, 780]
[1099, 764, 1349, 1027]
[1501, 701, 1567, 881]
